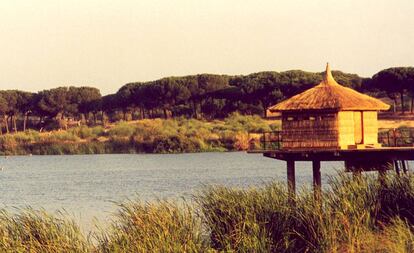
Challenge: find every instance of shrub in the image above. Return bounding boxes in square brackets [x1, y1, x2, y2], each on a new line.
[108, 122, 136, 138]
[70, 126, 105, 139]
[224, 112, 271, 132]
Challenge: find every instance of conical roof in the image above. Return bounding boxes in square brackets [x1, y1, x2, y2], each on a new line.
[268, 64, 390, 112]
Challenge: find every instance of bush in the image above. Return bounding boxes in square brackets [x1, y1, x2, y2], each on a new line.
[70, 125, 105, 139]
[224, 112, 271, 132]
[108, 122, 136, 138]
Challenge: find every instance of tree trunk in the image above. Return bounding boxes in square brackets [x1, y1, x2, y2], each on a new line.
[400, 92, 405, 114]
[411, 96, 414, 113]
[4, 115, 9, 133]
[23, 112, 28, 132]
[13, 115, 17, 133]
[393, 99, 397, 113]
[199, 101, 203, 119]
[163, 108, 167, 119]
[101, 111, 105, 126]
[192, 100, 198, 119]
[140, 108, 144, 119]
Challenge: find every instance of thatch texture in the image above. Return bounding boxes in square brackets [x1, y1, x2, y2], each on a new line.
[269, 64, 390, 112]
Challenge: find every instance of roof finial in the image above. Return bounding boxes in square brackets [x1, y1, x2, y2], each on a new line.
[323, 62, 335, 85]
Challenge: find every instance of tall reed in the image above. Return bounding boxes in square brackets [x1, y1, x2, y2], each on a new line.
[1, 173, 414, 252]
[94, 199, 207, 253]
[0, 208, 90, 253]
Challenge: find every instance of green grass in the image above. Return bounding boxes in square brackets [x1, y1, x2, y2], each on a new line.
[94, 200, 207, 253]
[0, 114, 272, 155]
[0, 208, 90, 253]
[1, 173, 414, 252]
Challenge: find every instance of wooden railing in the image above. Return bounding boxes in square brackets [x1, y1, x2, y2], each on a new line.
[249, 128, 414, 151]
[248, 131, 282, 151]
[378, 128, 414, 147]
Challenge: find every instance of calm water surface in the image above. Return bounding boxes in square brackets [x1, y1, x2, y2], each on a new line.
[0, 153, 344, 230]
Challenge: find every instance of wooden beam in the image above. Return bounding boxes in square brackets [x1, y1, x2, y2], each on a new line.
[287, 160, 295, 197]
[312, 160, 321, 200]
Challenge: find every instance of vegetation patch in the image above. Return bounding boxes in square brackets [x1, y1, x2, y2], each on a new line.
[1, 173, 414, 252]
[0, 114, 270, 155]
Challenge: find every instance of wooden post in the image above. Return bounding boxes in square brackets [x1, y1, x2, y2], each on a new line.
[287, 160, 295, 198]
[387, 131, 390, 146]
[394, 160, 401, 176]
[406, 161, 410, 174]
[393, 129, 397, 147]
[402, 160, 408, 174]
[312, 160, 321, 201]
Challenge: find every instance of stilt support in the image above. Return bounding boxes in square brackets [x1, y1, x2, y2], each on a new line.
[287, 160, 295, 198]
[312, 160, 321, 201]
[402, 160, 408, 174]
[394, 160, 401, 176]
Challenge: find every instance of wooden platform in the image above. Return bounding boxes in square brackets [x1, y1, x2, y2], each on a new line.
[249, 147, 414, 161]
[248, 147, 414, 198]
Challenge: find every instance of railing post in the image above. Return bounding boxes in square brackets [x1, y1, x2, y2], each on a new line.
[387, 131, 390, 147]
[393, 128, 397, 147]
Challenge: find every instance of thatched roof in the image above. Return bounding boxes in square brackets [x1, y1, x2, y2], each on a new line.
[268, 64, 390, 112]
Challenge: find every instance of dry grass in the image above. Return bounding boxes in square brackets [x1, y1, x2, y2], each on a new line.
[378, 120, 414, 129]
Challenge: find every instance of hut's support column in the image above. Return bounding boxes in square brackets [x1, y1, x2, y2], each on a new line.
[402, 160, 408, 174]
[312, 160, 321, 201]
[287, 160, 295, 198]
[394, 160, 401, 176]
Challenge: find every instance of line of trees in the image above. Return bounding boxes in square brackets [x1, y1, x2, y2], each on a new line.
[370, 67, 414, 113]
[0, 67, 413, 133]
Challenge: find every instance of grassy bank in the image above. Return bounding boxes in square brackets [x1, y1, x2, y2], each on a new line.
[1, 173, 414, 252]
[0, 114, 277, 155]
[0, 112, 411, 156]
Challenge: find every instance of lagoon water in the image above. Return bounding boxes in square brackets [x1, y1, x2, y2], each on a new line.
[0, 152, 344, 230]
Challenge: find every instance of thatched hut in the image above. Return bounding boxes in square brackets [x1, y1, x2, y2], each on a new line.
[268, 64, 390, 150]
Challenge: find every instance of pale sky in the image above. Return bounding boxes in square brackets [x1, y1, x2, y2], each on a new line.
[1, 0, 413, 95]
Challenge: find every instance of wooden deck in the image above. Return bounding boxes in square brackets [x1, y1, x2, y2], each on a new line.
[249, 147, 414, 161]
[248, 147, 414, 197]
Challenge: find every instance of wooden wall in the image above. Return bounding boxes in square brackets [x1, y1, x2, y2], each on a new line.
[281, 112, 339, 149]
[362, 111, 378, 145]
[281, 110, 380, 150]
[338, 111, 355, 148]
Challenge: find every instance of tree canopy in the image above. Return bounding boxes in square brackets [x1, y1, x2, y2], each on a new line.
[0, 66, 413, 132]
